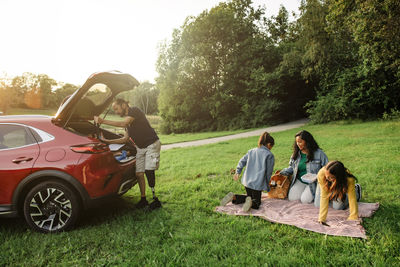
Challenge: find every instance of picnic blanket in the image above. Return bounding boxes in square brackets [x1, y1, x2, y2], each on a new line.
[215, 194, 379, 239]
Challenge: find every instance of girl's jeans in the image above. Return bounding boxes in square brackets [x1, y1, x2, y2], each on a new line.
[233, 187, 262, 209]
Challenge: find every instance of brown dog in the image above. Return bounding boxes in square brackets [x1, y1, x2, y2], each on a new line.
[267, 171, 292, 199]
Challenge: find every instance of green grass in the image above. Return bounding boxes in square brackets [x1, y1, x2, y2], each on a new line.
[158, 128, 262, 145]
[1, 119, 399, 266]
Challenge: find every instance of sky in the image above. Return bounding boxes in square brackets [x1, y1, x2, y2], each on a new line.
[0, 0, 301, 85]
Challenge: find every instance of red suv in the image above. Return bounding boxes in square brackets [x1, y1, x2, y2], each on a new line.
[0, 71, 138, 233]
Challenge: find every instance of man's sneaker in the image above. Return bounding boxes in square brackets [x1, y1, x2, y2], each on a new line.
[242, 196, 252, 212]
[220, 192, 234, 206]
[149, 197, 162, 210]
[136, 198, 149, 209]
[355, 183, 362, 202]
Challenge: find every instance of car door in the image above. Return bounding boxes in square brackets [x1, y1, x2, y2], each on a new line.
[0, 124, 40, 204]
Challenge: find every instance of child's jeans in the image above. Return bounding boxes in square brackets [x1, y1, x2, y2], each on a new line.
[233, 187, 262, 209]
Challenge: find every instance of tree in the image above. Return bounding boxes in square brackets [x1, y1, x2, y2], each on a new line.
[37, 74, 57, 108]
[303, 0, 400, 122]
[261, 6, 315, 121]
[157, 0, 282, 133]
[326, 0, 400, 115]
[0, 77, 14, 114]
[10, 73, 58, 109]
[120, 81, 159, 115]
[53, 83, 79, 107]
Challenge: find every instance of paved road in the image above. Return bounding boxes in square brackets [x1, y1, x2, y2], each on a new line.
[161, 118, 309, 151]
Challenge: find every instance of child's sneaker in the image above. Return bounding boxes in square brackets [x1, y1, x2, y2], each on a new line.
[242, 196, 252, 212]
[220, 192, 234, 206]
[355, 183, 362, 201]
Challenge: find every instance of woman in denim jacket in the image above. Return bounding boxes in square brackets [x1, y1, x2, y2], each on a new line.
[280, 130, 328, 204]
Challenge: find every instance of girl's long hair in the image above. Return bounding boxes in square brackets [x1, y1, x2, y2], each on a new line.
[292, 130, 320, 162]
[258, 132, 274, 148]
[323, 160, 356, 201]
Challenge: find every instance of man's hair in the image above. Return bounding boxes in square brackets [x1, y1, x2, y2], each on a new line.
[113, 98, 129, 107]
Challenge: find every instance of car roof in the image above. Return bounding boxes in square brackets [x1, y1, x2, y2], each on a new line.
[0, 115, 52, 122]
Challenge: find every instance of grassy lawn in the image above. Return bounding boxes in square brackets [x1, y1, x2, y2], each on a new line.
[1, 119, 399, 266]
[158, 128, 263, 145]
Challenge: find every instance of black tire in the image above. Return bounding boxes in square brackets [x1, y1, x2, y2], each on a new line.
[23, 180, 81, 233]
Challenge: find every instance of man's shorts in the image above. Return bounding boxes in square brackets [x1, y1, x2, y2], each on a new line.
[135, 140, 161, 173]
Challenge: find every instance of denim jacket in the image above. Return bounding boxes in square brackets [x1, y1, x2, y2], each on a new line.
[280, 148, 328, 198]
[236, 146, 275, 191]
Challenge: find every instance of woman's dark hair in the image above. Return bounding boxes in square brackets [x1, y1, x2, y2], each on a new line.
[292, 130, 320, 161]
[258, 132, 274, 148]
[323, 160, 356, 201]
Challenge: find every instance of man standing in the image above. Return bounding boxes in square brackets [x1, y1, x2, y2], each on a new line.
[94, 99, 161, 209]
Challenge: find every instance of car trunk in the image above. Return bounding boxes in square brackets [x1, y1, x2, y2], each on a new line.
[64, 120, 137, 163]
[53, 71, 139, 163]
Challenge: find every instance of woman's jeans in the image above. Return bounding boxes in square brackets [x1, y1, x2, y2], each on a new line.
[288, 179, 314, 204]
[314, 184, 360, 209]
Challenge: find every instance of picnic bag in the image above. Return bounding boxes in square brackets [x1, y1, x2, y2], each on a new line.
[267, 170, 292, 199]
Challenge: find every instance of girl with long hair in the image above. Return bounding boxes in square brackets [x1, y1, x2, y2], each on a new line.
[280, 130, 328, 203]
[220, 132, 275, 212]
[316, 161, 362, 224]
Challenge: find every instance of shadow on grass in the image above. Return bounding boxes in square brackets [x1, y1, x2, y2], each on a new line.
[363, 203, 400, 237]
[0, 195, 149, 234]
[77, 195, 140, 228]
[0, 217, 26, 234]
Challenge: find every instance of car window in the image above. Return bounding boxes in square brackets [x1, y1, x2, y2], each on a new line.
[74, 83, 112, 119]
[84, 83, 112, 106]
[0, 124, 37, 150]
[28, 127, 55, 143]
[28, 128, 43, 142]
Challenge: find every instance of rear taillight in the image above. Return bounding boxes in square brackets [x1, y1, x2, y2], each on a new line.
[70, 143, 110, 154]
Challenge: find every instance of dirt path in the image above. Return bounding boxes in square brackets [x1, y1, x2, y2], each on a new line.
[161, 118, 309, 151]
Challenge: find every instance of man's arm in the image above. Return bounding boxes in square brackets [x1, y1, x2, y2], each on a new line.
[94, 116, 134, 128]
[99, 131, 129, 144]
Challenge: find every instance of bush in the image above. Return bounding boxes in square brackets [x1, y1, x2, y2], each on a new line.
[305, 92, 349, 124]
[382, 109, 400, 121]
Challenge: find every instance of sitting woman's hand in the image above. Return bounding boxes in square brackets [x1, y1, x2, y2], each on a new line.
[233, 173, 240, 181]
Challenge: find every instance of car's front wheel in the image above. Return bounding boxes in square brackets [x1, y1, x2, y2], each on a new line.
[23, 180, 80, 233]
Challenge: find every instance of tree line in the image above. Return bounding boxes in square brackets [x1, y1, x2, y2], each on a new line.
[0, 73, 158, 115]
[156, 0, 400, 133]
[0, 73, 78, 114]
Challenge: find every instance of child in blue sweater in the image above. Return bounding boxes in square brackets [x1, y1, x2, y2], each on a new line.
[221, 132, 275, 211]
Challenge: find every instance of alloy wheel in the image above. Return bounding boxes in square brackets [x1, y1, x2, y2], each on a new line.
[24, 181, 80, 233]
